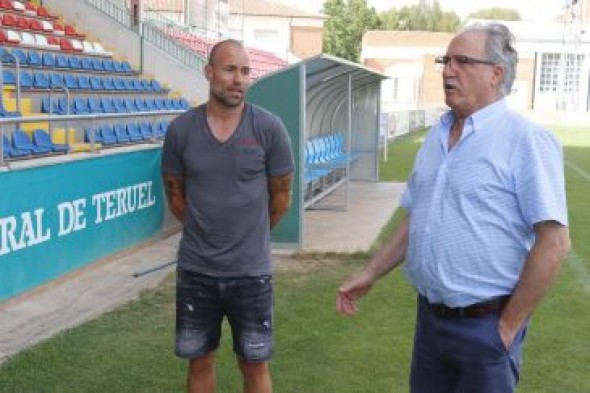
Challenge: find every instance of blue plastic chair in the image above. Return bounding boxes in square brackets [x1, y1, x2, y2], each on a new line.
[134, 97, 148, 112]
[33, 72, 50, 89]
[100, 97, 117, 113]
[49, 73, 64, 88]
[73, 97, 90, 114]
[114, 124, 130, 143]
[126, 123, 143, 142]
[84, 127, 103, 144]
[92, 57, 104, 71]
[102, 59, 114, 72]
[77, 75, 91, 90]
[2, 70, 16, 85]
[68, 56, 82, 69]
[87, 97, 103, 113]
[42, 52, 56, 67]
[28, 51, 42, 67]
[81, 57, 93, 70]
[32, 129, 68, 153]
[55, 54, 69, 69]
[102, 76, 115, 90]
[3, 135, 30, 159]
[89, 76, 103, 90]
[138, 122, 153, 140]
[12, 49, 28, 66]
[99, 125, 117, 145]
[12, 130, 51, 155]
[64, 74, 79, 90]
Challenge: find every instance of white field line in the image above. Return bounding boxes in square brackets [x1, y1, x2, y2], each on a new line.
[566, 251, 590, 297]
[565, 161, 590, 182]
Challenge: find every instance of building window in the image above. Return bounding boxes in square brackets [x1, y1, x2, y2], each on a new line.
[539, 52, 584, 93]
[253, 29, 279, 42]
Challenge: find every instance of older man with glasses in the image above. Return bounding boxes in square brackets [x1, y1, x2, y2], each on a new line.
[337, 23, 570, 393]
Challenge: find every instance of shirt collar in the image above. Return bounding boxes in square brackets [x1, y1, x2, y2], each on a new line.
[441, 98, 508, 132]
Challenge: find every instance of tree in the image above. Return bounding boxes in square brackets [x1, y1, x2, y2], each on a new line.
[468, 7, 521, 21]
[322, 0, 381, 62]
[379, 0, 460, 32]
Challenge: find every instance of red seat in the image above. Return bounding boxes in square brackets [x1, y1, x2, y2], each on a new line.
[16, 16, 31, 30]
[25, 1, 37, 12]
[64, 24, 77, 36]
[0, 30, 6, 44]
[30, 19, 43, 32]
[60, 38, 74, 51]
[47, 36, 60, 46]
[2, 13, 17, 27]
[0, 0, 13, 10]
[53, 22, 64, 34]
[37, 5, 50, 18]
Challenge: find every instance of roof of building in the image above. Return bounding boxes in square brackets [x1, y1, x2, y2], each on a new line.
[362, 30, 453, 48]
[228, 0, 324, 18]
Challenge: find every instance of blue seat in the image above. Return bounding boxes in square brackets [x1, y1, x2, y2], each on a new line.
[55, 54, 69, 69]
[126, 123, 143, 142]
[163, 98, 175, 110]
[113, 77, 126, 91]
[99, 125, 117, 145]
[123, 78, 135, 91]
[2, 70, 16, 85]
[113, 123, 130, 143]
[68, 56, 82, 69]
[72, 97, 90, 114]
[120, 60, 133, 73]
[12, 129, 52, 155]
[32, 129, 68, 153]
[91, 57, 104, 71]
[42, 52, 56, 67]
[102, 76, 115, 90]
[113, 60, 124, 73]
[154, 98, 165, 110]
[19, 71, 34, 89]
[138, 122, 153, 139]
[140, 79, 152, 91]
[85, 127, 103, 144]
[131, 78, 143, 91]
[124, 98, 137, 112]
[49, 73, 64, 88]
[113, 98, 128, 113]
[144, 97, 156, 111]
[177, 97, 190, 110]
[56, 97, 71, 115]
[64, 74, 79, 90]
[33, 72, 50, 89]
[12, 49, 28, 66]
[134, 97, 148, 112]
[41, 97, 58, 114]
[150, 79, 162, 92]
[89, 76, 103, 90]
[88, 97, 103, 113]
[81, 57, 93, 70]
[0, 47, 11, 63]
[3, 136, 30, 159]
[28, 51, 42, 67]
[78, 75, 91, 90]
[100, 97, 117, 113]
[102, 59, 114, 72]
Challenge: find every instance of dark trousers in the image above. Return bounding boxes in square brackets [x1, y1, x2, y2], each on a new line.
[410, 296, 528, 393]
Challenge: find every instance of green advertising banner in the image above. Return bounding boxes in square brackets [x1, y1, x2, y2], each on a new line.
[248, 66, 302, 246]
[0, 148, 164, 300]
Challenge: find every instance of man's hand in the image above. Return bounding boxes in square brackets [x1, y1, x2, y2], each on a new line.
[336, 270, 376, 316]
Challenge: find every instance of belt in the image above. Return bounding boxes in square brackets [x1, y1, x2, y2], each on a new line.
[420, 295, 510, 318]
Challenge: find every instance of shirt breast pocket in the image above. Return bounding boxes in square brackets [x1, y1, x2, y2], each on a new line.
[236, 146, 266, 180]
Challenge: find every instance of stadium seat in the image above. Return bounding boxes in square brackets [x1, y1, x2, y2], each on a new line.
[18, 70, 33, 88]
[12, 1, 25, 12]
[12, 129, 51, 155]
[102, 58, 114, 72]
[84, 127, 103, 144]
[113, 77, 126, 91]
[89, 75, 103, 90]
[24, 1, 37, 15]
[113, 60, 124, 73]
[20, 31, 36, 46]
[47, 36, 60, 49]
[48, 73, 64, 88]
[63, 73, 79, 90]
[27, 50, 41, 66]
[42, 52, 55, 67]
[77, 75, 91, 90]
[52, 22, 64, 35]
[71, 39, 84, 52]
[34, 33, 50, 49]
[99, 125, 117, 145]
[11, 48, 27, 65]
[72, 97, 90, 114]
[100, 97, 116, 113]
[113, 98, 128, 113]
[0, 99, 20, 117]
[120, 60, 133, 73]
[114, 124, 131, 143]
[36, 5, 51, 19]
[87, 97, 103, 113]
[81, 57, 93, 70]
[32, 129, 68, 153]
[5, 29, 21, 44]
[123, 78, 135, 91]
[144, 97, 156, 111]
[138, 122, 153, 140]
[124, 98, 137, 112]
[2, 69, 16, 85]
[91, 57, 104, 71]
[55, 54, 69, 68]
[2, 13, 17, 27]
[150, 79, 162, 92]
[0, 0, 13, 10]
[3, 135, 30, 159]
[60, 38, 74, 51]
[101, 76, 115, 90]
[134, 97, 148, 112]
[126, 123, 143, 142]
[30, 19, 43, 32]
[68, 55, 82, 69]
[16, 16, 30, 30]
[41, 20, 53, 33]
[33, 71, 50, 89]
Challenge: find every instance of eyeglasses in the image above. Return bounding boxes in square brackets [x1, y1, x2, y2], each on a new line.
[435, 55, 496, 67]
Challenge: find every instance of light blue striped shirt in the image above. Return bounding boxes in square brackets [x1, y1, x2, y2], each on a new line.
[400, 98, 568, 307]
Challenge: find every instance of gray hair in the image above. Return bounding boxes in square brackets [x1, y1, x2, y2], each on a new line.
[461, 23, 518, 95]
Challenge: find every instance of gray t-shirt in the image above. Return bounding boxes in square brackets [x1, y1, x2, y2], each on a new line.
[161, 103, 294, 277]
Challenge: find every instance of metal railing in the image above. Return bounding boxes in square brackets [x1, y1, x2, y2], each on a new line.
[85, 0, 206, 72]
[0, 53, 22, 116]
[1, 111, 181, 167]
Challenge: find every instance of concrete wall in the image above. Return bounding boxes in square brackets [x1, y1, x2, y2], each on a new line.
[44, 0, 208, 103]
